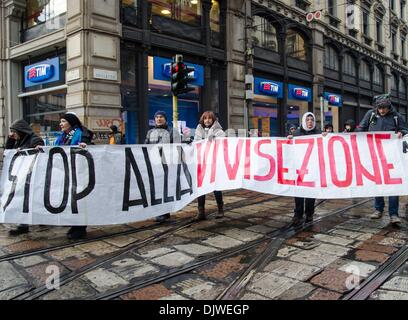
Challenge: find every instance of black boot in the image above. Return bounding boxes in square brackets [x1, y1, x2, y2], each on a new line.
[67, 226, 87, 240]
[9, 225, 29, 236]
[305, 215, 314, 223]
[155, 213, 171, 223]
[288, 216, 303, 227]
[215, 202, 224, 219]
[196, 207, 206, 221]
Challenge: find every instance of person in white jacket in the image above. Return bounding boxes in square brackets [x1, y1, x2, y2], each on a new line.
[194, 111, 225, 220]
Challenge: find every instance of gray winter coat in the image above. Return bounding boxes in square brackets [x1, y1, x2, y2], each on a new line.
[145, 125, 189, 144]
[357, 106, 408, 135]
[194, 121, 225, 141]
[7, 120, 44, 150]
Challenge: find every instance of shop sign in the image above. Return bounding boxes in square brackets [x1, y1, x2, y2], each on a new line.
[24, 57, 60, 88]
[288, 84, 312, 102]
[324, 92, 342, 107]
[153, 56, 204, 87]
[254, 77, 283, 98]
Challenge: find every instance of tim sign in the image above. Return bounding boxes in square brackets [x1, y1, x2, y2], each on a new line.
[24, 57, 60, 88]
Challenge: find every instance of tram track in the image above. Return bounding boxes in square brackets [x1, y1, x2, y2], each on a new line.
[92, 199, 371, 300]
[12, 193, 281, 300]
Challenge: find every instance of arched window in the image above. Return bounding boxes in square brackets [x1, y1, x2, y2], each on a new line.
[324, 45, 339, 70]
[343, 54, 356, 77]
[252, 16, 278, 52]
[149, 0, 202, 26]
[373, 65, 384, 86]
[359, 60, 371, 81]
[400, 77, 407, 99]
[286, 29, 307, 61]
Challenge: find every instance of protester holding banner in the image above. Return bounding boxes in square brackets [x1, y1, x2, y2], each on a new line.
[6, 120, 44, 236]
[55, 112, 93, 239]
[324, 123, 334, 133]
[145, 110, 191, 222]
[287, 112, 321, 227]
[357, 94, 408, 226]
[194, 111, 226, 220]
[108, 125, 122, 145]
[343, 119, 356, 133]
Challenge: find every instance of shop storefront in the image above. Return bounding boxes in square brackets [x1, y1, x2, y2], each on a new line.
[21, 53, 67, 145]
[251, 77, 282, 137]
[323, 92, 342, 132]
[286, 84, 312, 131]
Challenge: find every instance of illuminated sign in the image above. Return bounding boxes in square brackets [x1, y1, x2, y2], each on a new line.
[259, 81, 280, 95]
[24, 57, 60, 88]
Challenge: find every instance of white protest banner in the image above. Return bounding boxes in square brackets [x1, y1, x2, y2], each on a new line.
[1, 133, 408, 226]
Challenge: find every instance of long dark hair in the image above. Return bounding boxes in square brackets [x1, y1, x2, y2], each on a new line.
[199, 111, 217, 128]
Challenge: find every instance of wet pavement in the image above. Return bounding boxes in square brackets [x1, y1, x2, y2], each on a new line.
[0, 190, 408, 300]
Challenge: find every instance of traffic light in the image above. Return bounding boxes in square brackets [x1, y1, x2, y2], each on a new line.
[171, 55, 196, 96]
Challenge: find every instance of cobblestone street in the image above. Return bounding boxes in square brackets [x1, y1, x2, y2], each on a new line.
[1, 190, 408, 300]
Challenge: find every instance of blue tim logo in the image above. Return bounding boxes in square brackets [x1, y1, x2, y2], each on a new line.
[259, 81, 279, 95]
[293, 87, 309, 100]
[27, 64, 54, 83]
[162, 63, 198, 80]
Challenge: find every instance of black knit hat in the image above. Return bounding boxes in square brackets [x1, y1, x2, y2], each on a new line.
[154, 111, 168, 121]
[61, 112, 82, 128]
[374, 94, 392, 109]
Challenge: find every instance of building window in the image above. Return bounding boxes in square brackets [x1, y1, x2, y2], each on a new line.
[23, 0, 67, 42]
[343, 53, 356, 77]
[149, 0, 202, 26]
[286, 30, 307, 61]
[252, 16, 278, 52]
[392, 31, 397, 53]
[390, 0, 395, 11]
[121, 0, 138, 26]
[376, 19, 382, 43]
[324, 45, 339, 71]
[402, 38, 406, 59]
[391, 74, 398, 91]
[400, 78, 407, 99]
[373, 65, 384, 86]
[328, 0, 336, 16]
[359, 60, 371, 81]
[362, 10, 369, 36]
[210, 0, 220, 33]
[401, 0, 406, 19]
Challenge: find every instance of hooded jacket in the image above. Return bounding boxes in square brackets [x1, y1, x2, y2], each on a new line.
[194, 121, 225, 141]
[293, 112, 321, 137]
[344, 119, 356, 133]
[356, 105, 408, 135]
[6, 120, 44, 150]
[145, 124, 188, 144]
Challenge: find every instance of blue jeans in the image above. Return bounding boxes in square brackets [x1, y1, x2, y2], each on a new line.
[375, 197, 399, 217]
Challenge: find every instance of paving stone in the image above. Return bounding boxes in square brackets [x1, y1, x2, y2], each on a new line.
[381, 276, 408, 293]
[248, 273, 298, 299]
[370, 289, 408, 300]
[338, 261, 377, 278]
[286, 239, 320, 250]
[181, 281, 222, 300]
[276, 282, 316, 300]
[41, 279, 97, 300]
[25, 262, 69, 287]
[308, 288, 342, 300]
[139, 247, 175, 259]
[5, 240, 48, 253]
[386, 231, 408, 240]
[312, 234, 354, 246]
[289, 250, 338, 268]
[84, 268, 129, 292]
[264, 259, 320, 281]
[61, 256, 97, 271]
[218, 228, 263, 242]
[159, 294, 190, 300]
[0, 236, 24, 247]
[174, 244, 220, 256]
[0, 285, 31, 300]
[310, 269, 360, 293]
[378, 237, 406, 247]
[45, 247, 88, 260]
[354, 250, 389, 264]
[357, 243, 398, 255]
[151, 252, 195, 268]
[121, 284, 174, 300]
[313, 243, 351, 257]
[241, 292, 269, 300]
[0, 262, 28, 291]
[197, 255, 247, 281]
[175, 229, 214, 239]
[264, 220, 288, 229]
[276, 246, 301, 258]
[104, 235, 140, 248]
[245, 225, 275, 234]
[336, 223, 364, 231]
[14, 255, 48, 267]
[75, 241, 119, 257]
[329, 229, 365, 239]
[202, 235, 243, 249]
[110, 258, 159, 281]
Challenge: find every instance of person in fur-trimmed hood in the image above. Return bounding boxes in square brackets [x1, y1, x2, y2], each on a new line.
[287, 112, 321, 227]
[194, 111, 225, 221]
